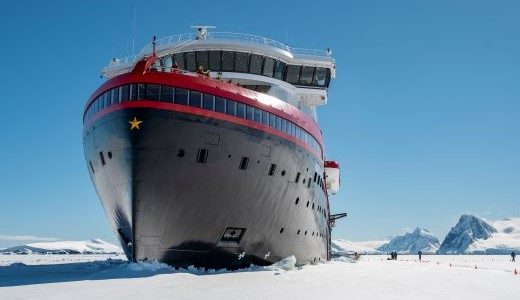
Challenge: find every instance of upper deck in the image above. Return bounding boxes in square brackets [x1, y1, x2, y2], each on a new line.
[102, 29, 335, 85]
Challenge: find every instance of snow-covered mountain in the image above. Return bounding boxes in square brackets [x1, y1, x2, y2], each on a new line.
[377, 228, 440, 254]
[438, 215, 520, 254]
[0, 239, 123, 254]
[331, 239, 388, 255]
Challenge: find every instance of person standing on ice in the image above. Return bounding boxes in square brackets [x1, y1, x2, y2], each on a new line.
[418, 251, 422, 261]
[512, 251, 516, 262]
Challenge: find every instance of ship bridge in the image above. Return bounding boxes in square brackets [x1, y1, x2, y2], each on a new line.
[102, 27, 335, 120]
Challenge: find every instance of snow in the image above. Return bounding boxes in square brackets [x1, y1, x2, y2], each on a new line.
[1, 254, 519, 299]
[0, 239, 123, 255]
[377, 228, 440, 254]
[331, 239, 387, 254]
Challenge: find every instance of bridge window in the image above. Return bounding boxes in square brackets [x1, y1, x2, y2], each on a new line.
[273, 60, 285, 79]
[215, 96, 226, 113]
[269, 113, 275, 128]
[262, 110, 269, 125]
[263, 57, 275, 77]
[313, 67, 328, 86]
[112, 87, 120, 104]
[147, 84, 161, 101]
[137, 84, 146, 100]
[299, 66, 315, 85]
[235, 52, 250, 73]
[275, 116, 281, 130]
[161, 86, 174, 102]
[161, 55, 173, 69]
[189, 90, 202, 108]
[285, 65, 301, 84]
[209, 51, 221, 71]
[175, 88, 189, 105]
[203, 93, 214, 110]
[196, 51, 209, 70]
[174, 53, 185, 69]
[249, 54, 263, 74]
[221, 51, 235, 71]
[185, 52, 196, 72]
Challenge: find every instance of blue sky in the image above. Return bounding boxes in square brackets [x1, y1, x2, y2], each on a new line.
[0, 0, 519, 247]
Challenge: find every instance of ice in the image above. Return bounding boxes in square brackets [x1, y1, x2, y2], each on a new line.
[1, 253, 519, 299]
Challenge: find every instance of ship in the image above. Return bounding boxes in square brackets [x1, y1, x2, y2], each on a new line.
[82, 26, 343, 269]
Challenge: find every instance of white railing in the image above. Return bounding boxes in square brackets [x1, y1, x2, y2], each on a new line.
[105, 32, 333, 70]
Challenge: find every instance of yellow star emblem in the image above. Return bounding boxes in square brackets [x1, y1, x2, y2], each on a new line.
[129, 117, 143, 130]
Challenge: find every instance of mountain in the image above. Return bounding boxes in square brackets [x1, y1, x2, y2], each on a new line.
[0, 239, 123, 254]
[438, 215, 520, 254]
[377, 228, 440, 254]
[331, 239, 388, 255]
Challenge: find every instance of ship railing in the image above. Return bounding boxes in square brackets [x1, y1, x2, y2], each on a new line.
[105, 32, 332, 70]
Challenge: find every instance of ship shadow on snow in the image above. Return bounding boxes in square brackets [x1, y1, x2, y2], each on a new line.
[0, 256, 298, 287]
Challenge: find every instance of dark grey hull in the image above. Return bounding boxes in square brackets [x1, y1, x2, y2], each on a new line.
[83, 107, 330, 269]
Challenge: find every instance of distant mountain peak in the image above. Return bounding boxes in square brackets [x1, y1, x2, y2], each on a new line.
[377, 227, 440, 254]
[438, 215, 499, 254]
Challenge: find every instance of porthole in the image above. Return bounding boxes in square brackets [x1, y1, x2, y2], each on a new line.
[99, 151, 106, 165]
[281, 170, 286, 176]
[295, 197, 299, 205]
[280, 228, 284, 234]
[295, 172, 301, 183]
[177, 149, 185, 157]
[228, 154, 232, 158]
[304, 230, 307, 235]
[306, 201, 309, 207]
[312, 203, 315, 210]
[297, 229, 300, 235]
[107, 151, 112, 159]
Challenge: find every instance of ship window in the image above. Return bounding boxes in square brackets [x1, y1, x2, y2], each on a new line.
[246, 105, 254, 121]
[304, 230, 307, 235]
[130, 84, 138, 100]
[107, 151, 112, 159]
[208, 51, 221, 71]
[196, 51, 209, 70]
[99, 151, 106, 166]
[285, 65, 301, 84]
[112, 87, 120, 104]
[215, 96, 226, 113]
[263, 57, 275, 77]
[281, 119, 287, 133]
[175, 88, 189, 105]
[137, 84, 146, 100]
[203, 93, 214, 110]
[161, 55, 173, 69]
[297, 229, 300, 235]
[281, 170, 286, 176]
[273, 60, 285, 79]
[253, 107, 262, 123]
[177, 149, 185, 157]
[280, 228, 284, 234]
[269, 113, 275, 128]
[299, 66, 315, 85]
[189, 90, 202, 108]
[295, 172, 301, 183]
[174, 53, 185, 69]
[308, 177, 312, 187]
[306, 201, 309, 207]
[120, 85, 130, 102]
[226, 99, 236, 116]
[146, 84, 161, 101]
[221, 51, 235, 71]
[314, 172, 317, 182]
[313, 67, 328, 86]
[312, 203, 315, 210]
[295, 197, 299, 205]
[236, 102, 246, 118]
[275, 116, 281, 131]
[268, 164, 277, 176]
[262, 111, 269, 125]
[196, 148, 209, 163]
[185, 52, 196, 72]
[161, 86, 174, 102]
[105, 91, 111, 107]
[239, 157, 249, 170]
[249, 54, 263, 74]
[234, 52, 250, 73]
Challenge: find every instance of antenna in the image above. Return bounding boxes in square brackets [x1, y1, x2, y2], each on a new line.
[152, 36, 156, 56]
[190, 25, 215, 40]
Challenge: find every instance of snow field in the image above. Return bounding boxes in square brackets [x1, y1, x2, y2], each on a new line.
[0, 254, 519, 299]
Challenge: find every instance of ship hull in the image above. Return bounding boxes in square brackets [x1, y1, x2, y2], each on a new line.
[83, 106, 330, 269]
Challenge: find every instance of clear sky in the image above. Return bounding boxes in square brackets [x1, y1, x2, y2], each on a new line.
[1, 0, 519, 247]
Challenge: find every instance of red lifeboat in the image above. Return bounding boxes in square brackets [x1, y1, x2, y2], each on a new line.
[324, 160, 340, 194]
